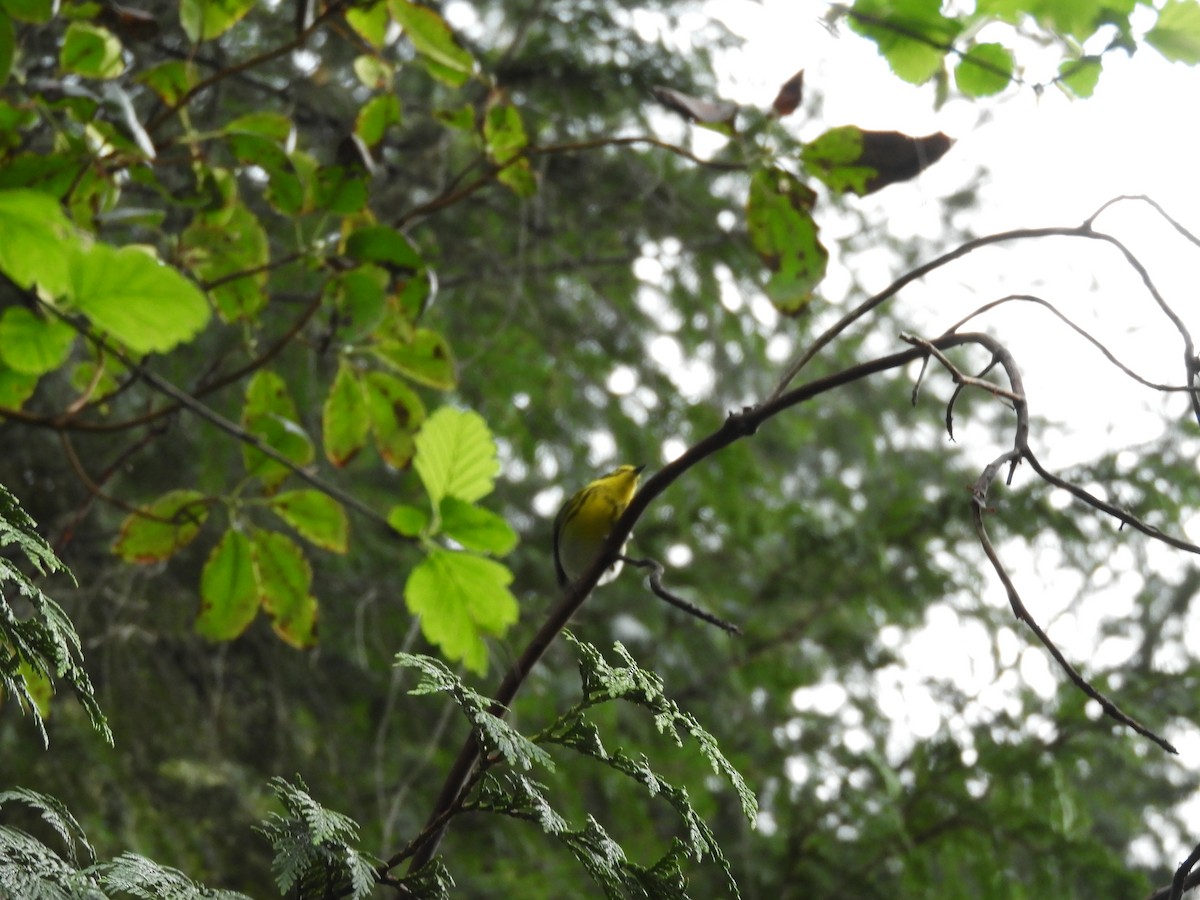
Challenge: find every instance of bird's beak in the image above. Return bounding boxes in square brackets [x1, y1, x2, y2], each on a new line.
[634, 464, 646, 474]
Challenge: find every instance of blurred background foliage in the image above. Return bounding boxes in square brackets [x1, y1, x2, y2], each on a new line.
[3, 0, 1200, 896]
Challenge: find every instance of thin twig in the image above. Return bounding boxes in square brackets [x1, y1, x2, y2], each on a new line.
[619, 555, 741, 634]
[912, 331, 1177, 752]
[36, 304, 395, 533]
[947, 294, 1197, 393]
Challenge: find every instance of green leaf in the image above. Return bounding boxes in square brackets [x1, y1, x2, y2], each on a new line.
[180, 0, 255, 42]
[345, 224, 424, 271]
[363, 370, 426, 468]
[333, 266, 389, 340]
[1, 0, 54, 23]
[434, 103, 475, 131]
[268, 490, 349, 554]
[314, 165, 368, 214]
[251, 529, 317, 648]
[404, 548, 518, 672]
[0, 189, 76, 297]
[196, 528, 259, 640]
[387, 0, 476, 86]
[346, 0, 389, 47]
[0, 362, 39, 408]
[67, 242, 211, 355]
[241, 370, 315, 492]
[954, 42, 1013, 96]
[323, 360, 370, 467]
[387, 503, 429, 536]
[137, 60, 197, 105]
[848, 0, 960, 84]
[355, 94, 402, 147]
[439, 496, 518, 556]
[1058, 56, 1102, 97]
[745, 166, 827, 314]
[1146, 0, 1200, 63]
[0, 307, 76, 375]
[180, 202, 269, 322]
[59, 22, 125, 79]
[225, 111, 293, 141]
[355, 55, 394, 91]
[227, 132, 304, 214]
[372, 328, 456, 389]
[484, 100, 537, 196]
[413, 406, 499, 505]
[113, 489, 209, 563]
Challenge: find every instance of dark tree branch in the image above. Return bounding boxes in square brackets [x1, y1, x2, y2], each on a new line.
[1144, 839, 1200, 900]
[619, 555, 741, 634]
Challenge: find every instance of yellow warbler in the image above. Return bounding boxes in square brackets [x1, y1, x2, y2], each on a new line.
[552, 464, 645, 588]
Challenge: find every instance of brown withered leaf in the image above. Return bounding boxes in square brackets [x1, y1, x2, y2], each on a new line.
[801, 127, 954, 196]
[857, 130, 954, 193]
[771, 69, 804, 117]
[651, 86, 738, 132]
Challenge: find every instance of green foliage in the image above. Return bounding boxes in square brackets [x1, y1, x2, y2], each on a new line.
[257, 776, 378, 899]
[1146, 0, 1200, 63]
[0, 484, 109, 746]
[1, 788, 252, 897]
[2, 0, 1199, 897]
[399, 637, 755, 897]
[745, 167, 827, 314]
[844, 0, 1197, 95]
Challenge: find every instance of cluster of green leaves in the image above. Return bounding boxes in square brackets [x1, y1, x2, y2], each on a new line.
[0, 0, 535, 670]
[396, 634, 756, 898]
[843, 0, 1200, 100]
[0, 482, 108, 747]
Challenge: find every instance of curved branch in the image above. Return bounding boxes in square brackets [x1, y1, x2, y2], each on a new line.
[948, 294, 1195, 394]
[144, 0, 352, 134]
[403, 334, 1001, 873]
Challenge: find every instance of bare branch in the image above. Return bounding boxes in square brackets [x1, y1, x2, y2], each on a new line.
[948, 294, 1196, 394]
[619, 555, 741, 634]
[1144, 840, 1200, 900]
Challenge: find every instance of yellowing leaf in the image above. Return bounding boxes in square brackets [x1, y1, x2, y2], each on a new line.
[372, 328, 456, 389]
[268, 490, 349, 553]
[114, 489, 209, 563]
[405, 547, 518, 673]
[241, 370, 315, 492]
[364, 370, 426, 468]
[251, 529, 317, 648]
